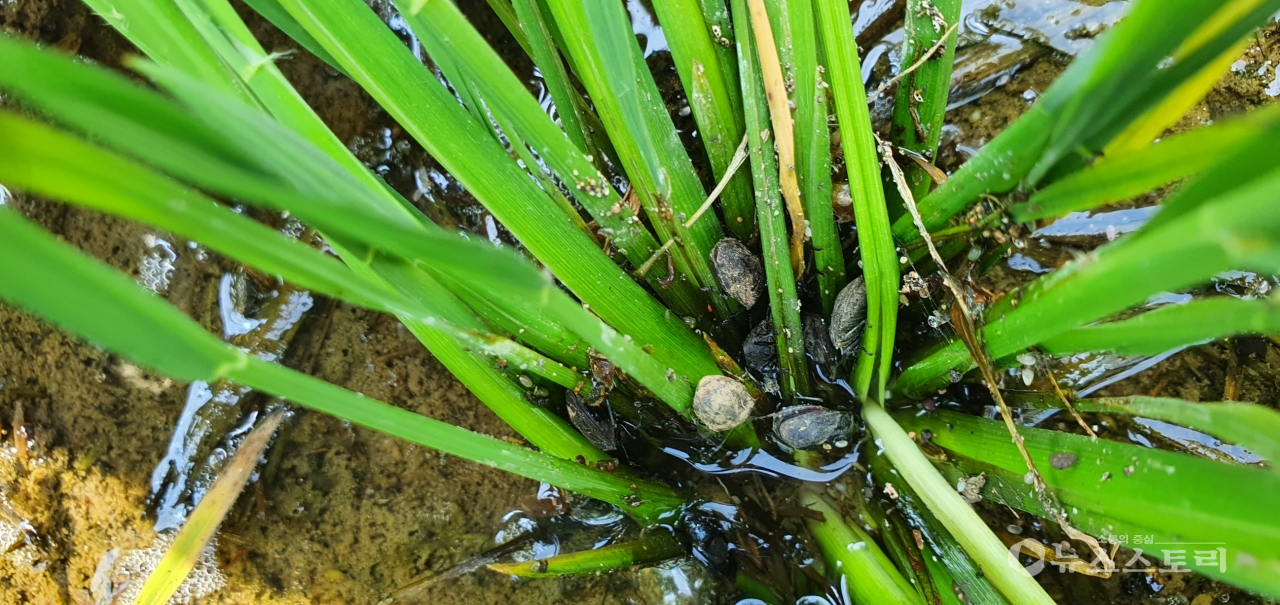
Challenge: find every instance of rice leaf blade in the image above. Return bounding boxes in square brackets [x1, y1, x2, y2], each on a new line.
[542, 0, 735, 318]
[860, 403, 1055, 604]
[786, 0, 844, 316]
[270, 0, 723, 389]
[1041, 297, 1280, 358]
[1014, 394, 1280, 465]
[394, 0, 715, 320]
[649, 0, 754, 237]
[134, 412, 284, 605]
[0, 110, 604, 455]
[899, 166, 1280, 395]
[236, 0, 350, 75]
[76, 3, 618, 455]
[814, 0, 897, 398]
[889, 0, 962, 203]
[0, 37, 705, 413]
[865, 448, 1011, 605]
[1009, 105, 1280, 223]
[896, 0, 1280, 243]
[480, 0, 533, 57]
[509, 0, 590, 153]
[1105, 38, 1249, 155]
[80, 0, 250, 100]
[487, 529, 683, 577]
[0, 210, 684, 523]
[896, 409, 1280, 597]
[801, 490, 923, 604]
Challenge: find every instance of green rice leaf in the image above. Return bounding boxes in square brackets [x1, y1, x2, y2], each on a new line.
[0, 210, 685, 524]
[1012, 394, 1280, 465]
[786, 0, 844, 316]
[135, 412, 284, 605]
[138, 59, 704, 411]
[1140, 102, 1280, 235]
[0, 111, 390, 316]
[393, 0, 717, 321]
[895, 409, 1280, 597]
[508, 0, 589, 153]
[479, 0, 533, 57]
[1041, 297, 1280, 358]
[649, 0, 754, 238]
[0, 112, 603, 462]
[1073, 0, 1280, 163]
[236, 0, 349, 76]
[70, 1, 613, 456]
[269, 0, 723, 398]
[0, 35, 712, 413]
[861, 403, 1055, 604]
[801, 490, 922, 605]
[814, 0, 897, 398]
[866, 447, 1010, 605]
[1010, 105, 1280, 223]
[0, 208, 240, 381]
[80, 0, 250, 101]
[889, 0, 962, 204]
[897, 164, 1280, 396]
[487, 528, 683, 577]
[542, 0, 735, 318]
[897, 0, 1280, 244]
[1029, 0, 1271, 181]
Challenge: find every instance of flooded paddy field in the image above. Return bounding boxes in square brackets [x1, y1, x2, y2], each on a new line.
[1, 0, 1279, 603]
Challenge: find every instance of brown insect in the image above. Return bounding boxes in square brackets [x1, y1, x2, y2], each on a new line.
[565, 390, 617, 451]
[586, 350, 619, 405]
[657, 252, 676, 290]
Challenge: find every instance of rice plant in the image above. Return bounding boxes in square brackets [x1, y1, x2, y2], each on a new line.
[1, 0, 1278, 602]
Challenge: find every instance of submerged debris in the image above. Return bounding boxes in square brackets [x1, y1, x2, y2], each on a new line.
[829, 277, 868, 353]
[710, 238, 765, 309]
[635, 556, 717, 605]
[683, 508, 731, 574]
[0, 499, 35, 556]
[693, 376, 755, 432]
[773, 406, 851, 450]
[565, 391, 617, 451]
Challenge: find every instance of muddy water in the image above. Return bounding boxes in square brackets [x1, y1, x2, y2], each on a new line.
[1, 0, 1279, 604]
